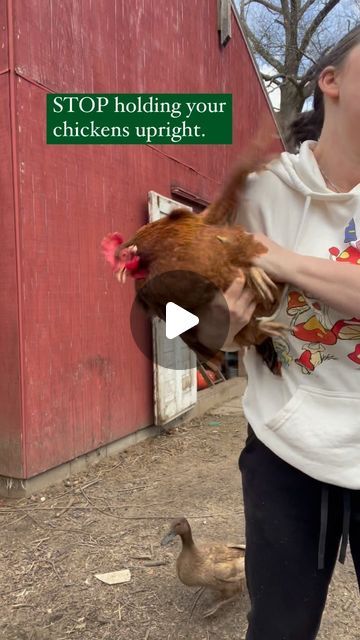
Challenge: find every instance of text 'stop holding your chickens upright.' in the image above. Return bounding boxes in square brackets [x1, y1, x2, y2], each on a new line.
[46, 93, 232, 144]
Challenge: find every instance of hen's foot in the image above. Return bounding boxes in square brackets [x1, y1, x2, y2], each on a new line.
[248, 267, 277, 303]
[258, 320, 288, 338]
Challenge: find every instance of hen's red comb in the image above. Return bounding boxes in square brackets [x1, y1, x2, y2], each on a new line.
[101, 232, 124, 269]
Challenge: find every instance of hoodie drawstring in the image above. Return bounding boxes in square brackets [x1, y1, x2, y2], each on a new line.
[318, 484, 351, 570]
[268, 195, 313, 316]
[338, 490, 351, 565]
[318, 484, 329, 570]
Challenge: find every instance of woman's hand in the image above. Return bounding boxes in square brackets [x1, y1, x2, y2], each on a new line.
[196, 272, 257, 351]
[222, 274, 257, 349]
[252, 233, 297, 282]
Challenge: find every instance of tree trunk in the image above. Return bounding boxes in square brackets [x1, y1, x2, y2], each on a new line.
[278, 81, 305, 148]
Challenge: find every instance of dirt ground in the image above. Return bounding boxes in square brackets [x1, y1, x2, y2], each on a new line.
[0, 397, 359, 640]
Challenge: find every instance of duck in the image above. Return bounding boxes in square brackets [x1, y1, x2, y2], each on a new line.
[161, 517, 246, 617]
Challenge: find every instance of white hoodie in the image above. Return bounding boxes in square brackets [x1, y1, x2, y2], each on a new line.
[239, 140, 360, 489]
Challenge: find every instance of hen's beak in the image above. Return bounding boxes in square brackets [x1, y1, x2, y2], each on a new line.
[161, 531, 177, 546]
[115, 245, 138, 284]
[115, 266, 127, 283]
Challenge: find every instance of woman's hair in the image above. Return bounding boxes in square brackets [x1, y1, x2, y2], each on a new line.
[289, 25, 360, 148]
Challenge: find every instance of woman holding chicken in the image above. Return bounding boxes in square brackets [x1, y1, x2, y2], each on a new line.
[222, 26, 360, 640]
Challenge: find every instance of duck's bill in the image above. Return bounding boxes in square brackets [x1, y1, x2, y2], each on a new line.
[161, 531, 177, 546]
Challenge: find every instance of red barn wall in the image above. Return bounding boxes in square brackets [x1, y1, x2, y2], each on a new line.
[2, 0, 281, 478]
[0, 2, 23, 477]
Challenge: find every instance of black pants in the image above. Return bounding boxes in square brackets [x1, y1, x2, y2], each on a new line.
[239, 427, 360, 640]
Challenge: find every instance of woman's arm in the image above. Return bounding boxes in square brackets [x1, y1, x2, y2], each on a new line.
[253, 234, 360, 318]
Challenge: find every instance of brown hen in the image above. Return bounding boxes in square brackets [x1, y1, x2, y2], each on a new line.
[102, 157, 284, 372]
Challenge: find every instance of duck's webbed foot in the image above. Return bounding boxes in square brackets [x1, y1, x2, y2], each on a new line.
[203, 594, 238, 618]
[189, 587, 206, 619]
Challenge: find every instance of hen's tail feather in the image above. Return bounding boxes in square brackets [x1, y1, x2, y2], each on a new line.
[204, 121, 280, 227]
[203, 160, 257, 226]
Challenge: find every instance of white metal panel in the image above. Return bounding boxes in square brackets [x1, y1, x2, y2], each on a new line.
[148, 191, 197, 426]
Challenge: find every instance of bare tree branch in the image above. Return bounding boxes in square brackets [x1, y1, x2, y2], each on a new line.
[299, 0, 318, 19]
[300, 0, 342, 54]
[261, 72, 285, 85]
[244, 0, 282, 13]
[302, 80, 315, 100]
[280, 0, 290, 23]
[261, 72, 285, 81]
[261, 71, 305, 90]
[296, 47, 317, 66]
[285, 45, 317, 65]
[241, 19, 286, 72]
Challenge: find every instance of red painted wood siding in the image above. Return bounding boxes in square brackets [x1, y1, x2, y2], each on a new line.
[1, 0, 281, 478]
[0, 77, 23, 475]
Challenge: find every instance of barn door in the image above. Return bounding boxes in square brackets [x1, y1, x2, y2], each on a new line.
[148, 191, 197, 425]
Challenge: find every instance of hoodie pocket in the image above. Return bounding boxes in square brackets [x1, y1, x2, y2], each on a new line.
[265, 386, 360, 454]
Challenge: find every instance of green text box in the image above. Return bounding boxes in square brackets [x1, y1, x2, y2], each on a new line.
[47, 94, 232, 144]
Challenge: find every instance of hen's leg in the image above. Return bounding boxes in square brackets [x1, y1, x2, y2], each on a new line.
[235, 319, 288, 347]
[248, 267, 277, 303]
[258, 320, 288, 338]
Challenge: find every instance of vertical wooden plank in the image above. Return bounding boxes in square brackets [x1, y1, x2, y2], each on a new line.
[0, 74, 23, 476]
[0, 0, 8, 72]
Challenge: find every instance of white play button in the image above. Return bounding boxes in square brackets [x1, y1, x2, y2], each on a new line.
[165, 302, 199, 339]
